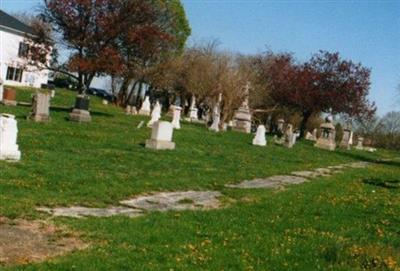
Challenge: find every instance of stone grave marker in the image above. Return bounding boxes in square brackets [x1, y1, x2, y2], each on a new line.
[145, 121, 176, 150]
[29, 92, 51, 122]
[138, 96, 151, 116]
[0, 114, 21, 161]
[252, 125, 267, 146]
[171, 105, 182, 129]
[148, 101, 162, 127]
[315, 117, 336, 151]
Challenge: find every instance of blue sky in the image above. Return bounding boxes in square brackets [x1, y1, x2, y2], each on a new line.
[2, 0, 399, 115]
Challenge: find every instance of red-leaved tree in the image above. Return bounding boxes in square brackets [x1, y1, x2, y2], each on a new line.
[264, 51, 376, 137]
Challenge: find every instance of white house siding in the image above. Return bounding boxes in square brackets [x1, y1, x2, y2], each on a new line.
[0, 28, 49, 89]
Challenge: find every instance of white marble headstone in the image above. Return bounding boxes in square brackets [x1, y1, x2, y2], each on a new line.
[148, 101, 162, 127]
[189, 96, 198, 120]
[209, 105, 220, 132]
[171, 106, 182, 129]
[139, 96, 151, 115]
[252, 125, 266, 146]
[0, 114, 21, 161]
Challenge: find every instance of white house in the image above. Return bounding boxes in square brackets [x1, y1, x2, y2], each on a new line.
[0, 10, 49, 90]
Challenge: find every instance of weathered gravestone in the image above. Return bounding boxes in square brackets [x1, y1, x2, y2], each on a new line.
[138, 96, 151, 116]
[232, 83, 252, 133]
[171, 105, 182, 129]
[2, 88, 17, 106]
[252, 125, 267, 146]
[188, 95, 198, 121]
[283, 124, 295, 148]
[69, 95, 91, 122]
[340, 127, 353, 150]
[276, 118, 285, 133]
[29, 92, 51, 122]
[305, 128, 318, 141]
[0, 114, 21, 161]
[315, 118, 336, 151]
[125, 105, 137, 115]
[355, 136, 364, 150]
[145, 121, 175, 150]
[147, 101, 162, 127]
[209, 104, 220, 132]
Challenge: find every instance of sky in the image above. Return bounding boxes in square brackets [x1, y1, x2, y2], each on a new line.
[1, 0, 399, 116]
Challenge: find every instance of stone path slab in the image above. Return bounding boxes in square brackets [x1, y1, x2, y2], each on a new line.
[226, 175, 307, 189]
[120, 191, 222, 212]
[37, 162, 370, 218]
[227, 162, 369, 189]
[37, 206, 143, 218]
[37, 191, 222, 218]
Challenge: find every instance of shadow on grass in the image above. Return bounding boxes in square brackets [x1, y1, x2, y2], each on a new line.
[363, 178, 400, 189]
[336, 151, 400, 168]
[50, 106, 114, 117]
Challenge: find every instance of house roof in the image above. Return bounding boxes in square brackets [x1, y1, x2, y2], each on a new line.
[0, 9, 35, 35]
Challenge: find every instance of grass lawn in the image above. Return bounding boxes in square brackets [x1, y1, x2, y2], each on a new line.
[1, 87, 399, 270]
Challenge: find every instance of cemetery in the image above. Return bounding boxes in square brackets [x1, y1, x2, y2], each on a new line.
[0, 1, 399, 270]
[0, 87, 399, 270]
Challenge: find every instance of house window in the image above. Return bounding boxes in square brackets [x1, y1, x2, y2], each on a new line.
[18, 42, 29, 58]
[6, 67, 23, 82]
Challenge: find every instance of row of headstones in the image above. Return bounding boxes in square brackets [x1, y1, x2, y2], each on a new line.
[127, 93, 252, 133]
[252, 123, 299, 148]
[304, 118, 374, 152]
[252, 117, 376, 152]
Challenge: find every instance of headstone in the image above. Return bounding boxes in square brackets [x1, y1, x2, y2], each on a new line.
[147, 101, 162, 127]
[188, 96, 198, 121]
[145, 121, 175, 150]
[30, 92, 51, 122]
[283, 124, 295, 148]
[305, 129, 317, 141]
[209, 104, 220, 132]
[171, 106, 182, 129]
[312, 128, 318, 140]
[69, 95, 91, 122]
[252, 125, 267, 146]
[276, 118, 285, 133]
[0, 114, 21, 161]
[2, 88, 17, 106]
[50, 90, 55, 98]
[340, 128, 353, 150]
[232, 83, 251, 133]
[292, 131, 300, 145]
[0, 78, 4, 102]
[138, 96, 151, 116]
[102, 99, 108, 105]
[315, 117, 336, 151]
[355, 137, 364, 150]
[125, 105, 137, 115]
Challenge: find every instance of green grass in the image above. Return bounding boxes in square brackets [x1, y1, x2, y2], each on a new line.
[1, 87, 399, 270]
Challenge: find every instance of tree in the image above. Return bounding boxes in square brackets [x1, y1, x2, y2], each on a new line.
[116, 0, 191, 105]
[380, 111, 400, 135]
[263, 51, 376, 137]
[39, 0, 138, 93]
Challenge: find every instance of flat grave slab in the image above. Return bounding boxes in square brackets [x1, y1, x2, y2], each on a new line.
[120, 191, 222, 212]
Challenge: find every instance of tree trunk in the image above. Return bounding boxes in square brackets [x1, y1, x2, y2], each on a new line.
[117, 78, 131, 106]
[300, 111, 312, 138]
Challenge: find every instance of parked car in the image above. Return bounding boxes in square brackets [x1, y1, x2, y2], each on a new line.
[87, 87, 115, 102]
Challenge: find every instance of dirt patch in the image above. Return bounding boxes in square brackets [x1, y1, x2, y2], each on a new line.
[0, 217, 87, 266]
